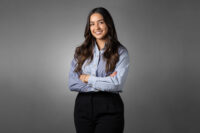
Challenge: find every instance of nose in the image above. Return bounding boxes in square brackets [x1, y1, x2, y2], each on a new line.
[95, 23, 100, 30]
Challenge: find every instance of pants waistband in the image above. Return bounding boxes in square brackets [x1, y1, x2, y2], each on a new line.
[78, 91, 119, 97]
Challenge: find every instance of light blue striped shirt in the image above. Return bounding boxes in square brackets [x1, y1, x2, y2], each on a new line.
[68, 42, 130, 93]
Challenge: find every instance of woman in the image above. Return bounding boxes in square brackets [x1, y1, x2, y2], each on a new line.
[68, 7, 130, 133]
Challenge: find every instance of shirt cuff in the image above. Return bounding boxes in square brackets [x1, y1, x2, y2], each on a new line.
[88, 75, 97, 88]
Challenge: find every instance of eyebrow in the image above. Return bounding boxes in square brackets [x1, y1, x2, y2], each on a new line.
[90, 19, 104, 23]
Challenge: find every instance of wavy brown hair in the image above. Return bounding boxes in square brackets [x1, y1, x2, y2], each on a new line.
[74, 7, 125, 75]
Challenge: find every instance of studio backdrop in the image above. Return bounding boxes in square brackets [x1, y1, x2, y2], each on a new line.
[0, 0, 200, 133]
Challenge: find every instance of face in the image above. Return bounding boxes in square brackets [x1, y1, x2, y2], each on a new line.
[89, 13, 108, 41]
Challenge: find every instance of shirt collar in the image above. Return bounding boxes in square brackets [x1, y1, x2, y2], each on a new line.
[94, 41, 106, 54]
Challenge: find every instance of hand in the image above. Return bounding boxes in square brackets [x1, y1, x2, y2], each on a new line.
[79, 74, 90, 83]
[110, 71, 117, 77]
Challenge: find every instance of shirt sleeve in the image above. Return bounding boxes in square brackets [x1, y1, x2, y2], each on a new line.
[68, 58, 96, 92]
[87, 48, 130, 92]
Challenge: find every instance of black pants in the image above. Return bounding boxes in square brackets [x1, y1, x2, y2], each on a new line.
[74, 91, 124, 133]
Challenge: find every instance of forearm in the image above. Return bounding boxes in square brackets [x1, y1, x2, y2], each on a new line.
[87, 75, 122, 92]
[68, 82, 89, 92]
[68, 58, 96, 92]
[87, 64, 129, 92]
[80, 71, 120, 92]
[68, 76, 97, 92]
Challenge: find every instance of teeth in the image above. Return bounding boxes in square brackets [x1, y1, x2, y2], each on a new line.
[95, 31, 102, 35]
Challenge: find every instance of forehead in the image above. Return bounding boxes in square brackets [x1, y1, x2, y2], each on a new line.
[90, 13, 104, 22]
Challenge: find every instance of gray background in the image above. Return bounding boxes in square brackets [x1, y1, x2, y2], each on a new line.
[0, 0, 200, 133]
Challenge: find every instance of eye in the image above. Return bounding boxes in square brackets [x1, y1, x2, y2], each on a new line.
[90, 23, 94, 26]
[99, 21, 104, 24]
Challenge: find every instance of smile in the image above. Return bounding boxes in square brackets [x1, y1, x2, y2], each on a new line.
[95, 31, 103, 35]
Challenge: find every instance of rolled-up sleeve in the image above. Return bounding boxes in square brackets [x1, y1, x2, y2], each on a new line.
[68, 58, 94, 92]
[87, 48, 130, 92]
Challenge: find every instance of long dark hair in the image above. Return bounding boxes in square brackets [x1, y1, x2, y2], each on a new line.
[74, 7, 124, 75]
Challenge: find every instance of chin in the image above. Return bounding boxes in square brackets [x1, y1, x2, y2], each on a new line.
[95, 37, 104, 40]
[95, 35, 106, 40]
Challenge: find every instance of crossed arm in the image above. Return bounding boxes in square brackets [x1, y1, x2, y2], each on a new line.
[68, 48, 129, 92]
[79, 50, 129, 92]
[79, 71, 117, 83]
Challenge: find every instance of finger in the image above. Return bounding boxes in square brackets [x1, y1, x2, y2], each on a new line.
[85, 75, 89, 82]
[110, 71, 117, 77]
[83, 75, 86, 82]
[79, 75, 84, 81]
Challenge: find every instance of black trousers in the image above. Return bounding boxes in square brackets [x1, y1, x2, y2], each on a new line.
[74, 91, 124, 133]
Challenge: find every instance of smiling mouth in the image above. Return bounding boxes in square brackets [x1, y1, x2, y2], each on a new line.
[95, 31, 103, 35]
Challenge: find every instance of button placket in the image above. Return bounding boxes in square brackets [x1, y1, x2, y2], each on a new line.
[91, 52, 97, 76]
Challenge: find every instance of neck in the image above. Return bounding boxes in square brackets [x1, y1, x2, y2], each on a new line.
[96, 39, 106, 50]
